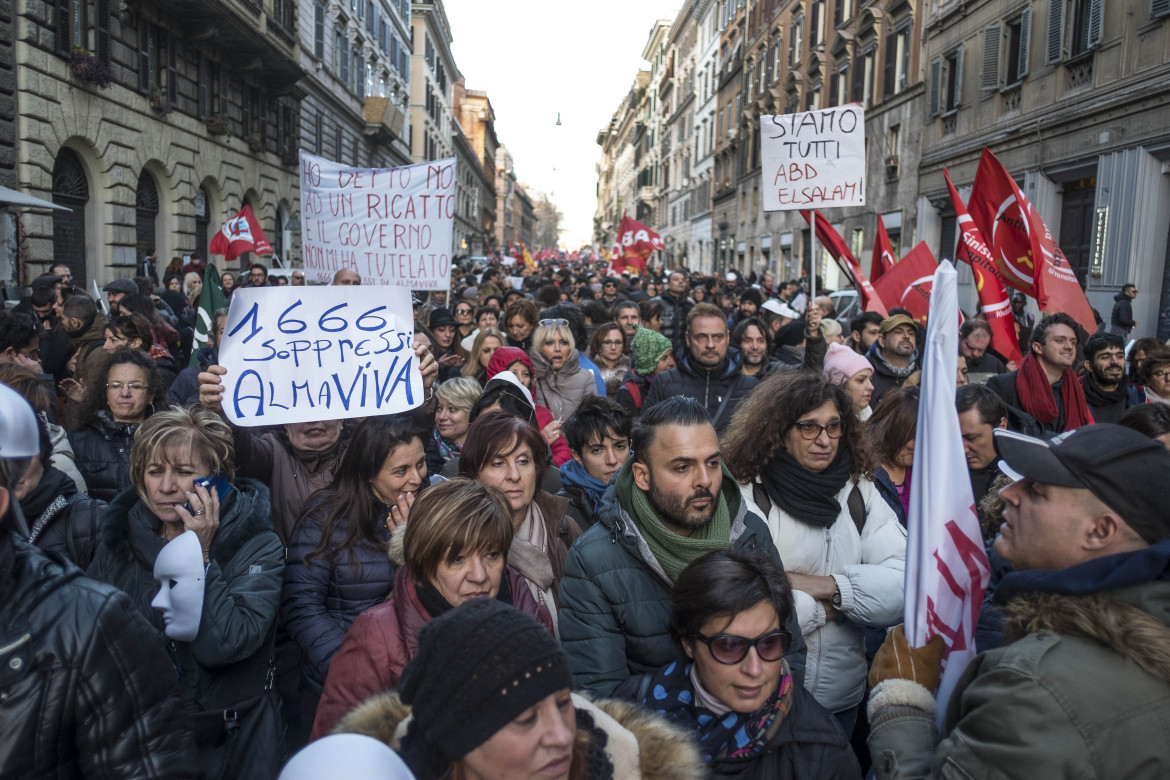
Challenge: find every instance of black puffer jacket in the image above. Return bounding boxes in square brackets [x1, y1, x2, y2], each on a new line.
[0, 531, 199, 779]
[21, 464, 104, 569]
[652, 290, 694, 350]
[642, 347, 759, 432]
[68, 412, 141, 502]
[281, 493, 396, 694]
[87, 480, 285, 780]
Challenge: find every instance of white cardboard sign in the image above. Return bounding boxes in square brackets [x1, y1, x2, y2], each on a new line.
[300, 151, 456, 289]
[760, 106, 866, 211]
[218, 286, 422, 426]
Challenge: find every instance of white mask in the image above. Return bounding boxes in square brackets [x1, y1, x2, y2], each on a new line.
[151, 530, 206, 642]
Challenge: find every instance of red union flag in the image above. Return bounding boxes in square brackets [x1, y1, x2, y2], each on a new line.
[945, 170, 1023, 365]
[871, 241, 938, 322]
[610, 215, 663, 275]
[209, 205, 273, 262]
[871, 215, 896, 284]
[967, 148, 1095, 332]
[799, 209, 888, 316]
[906, 261, 991, 728]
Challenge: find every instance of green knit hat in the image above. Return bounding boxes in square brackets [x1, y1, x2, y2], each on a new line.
[631, 327, 673, 376]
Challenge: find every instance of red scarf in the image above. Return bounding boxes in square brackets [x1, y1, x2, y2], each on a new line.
[1015, 354, 1094, 429]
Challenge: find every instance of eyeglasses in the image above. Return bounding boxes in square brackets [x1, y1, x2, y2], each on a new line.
[107, 382, 149, 394]
[455, 308, 473, 315]
[793, 420, 844, 440]
[690, 630, 791, 665]
[539, 318, 568, 327]
[1151, 369, 1170, 381]
[601, 339, 624, 347]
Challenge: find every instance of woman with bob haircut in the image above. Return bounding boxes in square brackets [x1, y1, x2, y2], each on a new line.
[310, 479, 553, 739]
[67, 348, 166, 501]
[529, 319, 596, 422]
[282, 414, 427, 711]
[631, 548, 860, 778]
[721, 371, 906, 731]
[425, 376, 482, 476]
[459, 412, 582, 632]
[867, 387, 919, 525]
[87, 405, 285, 779]
[335, 598, 704, 780]
[587, 322, 629, 397]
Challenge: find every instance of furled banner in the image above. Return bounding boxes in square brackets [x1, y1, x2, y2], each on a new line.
[800, 209, 888, 316]
[300, 151, 455, 289]
[945, 170, 1023, 365]
[966, 148, 1095, 332]
[209, 205, 273, 262]
[905, 260, 991, 728]
[610, 215, 663, 275]
[871, 242, 938, 323]
[871, 215, 896, 284]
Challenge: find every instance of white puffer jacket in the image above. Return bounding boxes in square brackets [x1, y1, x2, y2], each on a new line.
[741, 476, 907, 714]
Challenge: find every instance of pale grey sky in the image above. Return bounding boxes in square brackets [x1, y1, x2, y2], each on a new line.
[444, 0, 675, 248]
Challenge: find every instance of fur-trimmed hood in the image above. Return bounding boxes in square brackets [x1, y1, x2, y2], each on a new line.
[1001, 587, 1170, 684]
[335, 690, 705, 780]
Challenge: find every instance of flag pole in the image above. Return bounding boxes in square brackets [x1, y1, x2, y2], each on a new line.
[809, 209, 817, 303]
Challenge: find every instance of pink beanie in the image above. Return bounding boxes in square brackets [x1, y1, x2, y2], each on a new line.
[823, 342, 873, 385]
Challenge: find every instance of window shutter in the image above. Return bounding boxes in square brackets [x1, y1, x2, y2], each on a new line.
[883, 32, 897, 97]
[138, 23, 152, 93]
[56, 1, 70, 55]
[1087, 0, 1103, 47]
[981, 25, 1001, 90]
[1018, 7, 1032, 77]
[1153, 0, 1170, 17]
[952, 45, 964, 106]
[166, 34, 178, 102]
[1046, 0, 1065, 63]
[929, 58, 941, 115]
[314, 4, 325, 59]
[95, 0, 111, 64]
[851, 52, 864, 101]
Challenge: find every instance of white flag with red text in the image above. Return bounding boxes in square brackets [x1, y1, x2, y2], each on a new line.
[906, 260, 991, 727]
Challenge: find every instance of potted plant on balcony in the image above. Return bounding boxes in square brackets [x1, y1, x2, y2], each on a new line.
[248, 132, 264, 153]
[69, 46, 113, 89]
[205, 113, 230, 137]
[150, 86, 174, 118]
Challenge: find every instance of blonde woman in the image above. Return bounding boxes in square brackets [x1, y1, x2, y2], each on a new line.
[462, 326, 505, 386]
[529, 319, 596, 422]
[426, 376, 482, 474]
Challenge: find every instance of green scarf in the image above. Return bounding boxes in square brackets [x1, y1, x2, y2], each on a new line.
[615, 460, 737, 582]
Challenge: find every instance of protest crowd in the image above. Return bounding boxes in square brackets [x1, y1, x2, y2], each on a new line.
[1, 243, 1169, 780]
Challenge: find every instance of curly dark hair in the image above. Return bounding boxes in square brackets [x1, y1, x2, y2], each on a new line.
[73, 348, 165, 429]
[721, 370, 875, 481]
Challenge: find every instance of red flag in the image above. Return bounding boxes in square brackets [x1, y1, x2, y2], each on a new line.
[799, 210, 888, 316]
[209, 205, 273, 262]
[871, 241, 938, 322]
[610, 215, 663, 275]
[967, 148, 1095, 332]
[944, 170, 1024, 365]
[871, 215, 896, 284]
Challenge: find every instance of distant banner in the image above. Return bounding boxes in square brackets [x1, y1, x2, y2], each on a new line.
[761, 106, 866, 211]
[300, 151, 455, 289]
[218, 286, 422, 427]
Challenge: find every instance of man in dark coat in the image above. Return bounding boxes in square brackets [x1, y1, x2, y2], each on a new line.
[0, 386, 198, 779]
[643, 303, 759, 432]
[558, 396, 806, 697]
[867, 314, 919, 408]
[1080, 332, 1144, 424]
[651, 270, 695, 350]
[1109, 283, 1137, 337]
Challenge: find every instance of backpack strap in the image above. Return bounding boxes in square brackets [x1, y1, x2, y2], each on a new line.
[751, 481, 772, 518]
[623, 381, 642, 410]
[847, 482, 866, 535]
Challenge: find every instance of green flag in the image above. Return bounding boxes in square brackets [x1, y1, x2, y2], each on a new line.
[190, 263, 229, 367]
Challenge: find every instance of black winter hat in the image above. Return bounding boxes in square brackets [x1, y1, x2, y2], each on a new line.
[428, 307, 457, 330]
[398, 599, 571, 763]
[740, 288, 764, 307]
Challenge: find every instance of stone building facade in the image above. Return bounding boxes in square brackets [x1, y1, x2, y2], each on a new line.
[409, 0, 458, 163]
[453, 80, 498, 253]
[15, 0, 304, 287]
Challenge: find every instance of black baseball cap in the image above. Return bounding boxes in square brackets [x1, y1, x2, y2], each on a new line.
[994, 425, 1170, 544]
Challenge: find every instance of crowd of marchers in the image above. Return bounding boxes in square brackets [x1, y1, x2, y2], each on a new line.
[0, 255, 1168, 780]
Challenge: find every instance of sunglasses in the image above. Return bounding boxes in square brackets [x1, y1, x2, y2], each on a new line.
[690, 630, 790, 665]
[539, 318, 568, 327]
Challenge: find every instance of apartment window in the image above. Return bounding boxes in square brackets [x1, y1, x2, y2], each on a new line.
[1005, 11, 1031, 82]
[983, 10, 1032, 90]
[137, 22, 156, 93]
[198, 53, 211, 117]
[1070, 0, 1103, 56]
[856, 46, 875, 105]
[929, 46, 964, 115]
[336, 27, 348, 81]
[790, 14, 803, 66]
[830, 63, 848, 106]
[314, 2, 325, 58]
[366, 60, 374, 99]
[810, 0, 825, 46]
[805, 81, 822, 110]
[56, 0, 87, 54]
[366, 1, 376, 34]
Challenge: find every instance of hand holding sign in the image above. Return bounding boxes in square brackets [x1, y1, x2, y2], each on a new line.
[217, 286, 424, 427]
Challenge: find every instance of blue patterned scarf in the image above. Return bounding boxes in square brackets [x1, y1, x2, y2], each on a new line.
[558, 458, 610, 506]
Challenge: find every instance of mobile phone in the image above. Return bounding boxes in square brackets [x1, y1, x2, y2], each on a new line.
[184, 473, 234, 514]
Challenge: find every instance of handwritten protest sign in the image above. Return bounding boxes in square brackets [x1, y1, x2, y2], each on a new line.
[218, 286, 422, 426]
[300, 151, 456, 289]
[761, 106, 865, 211]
